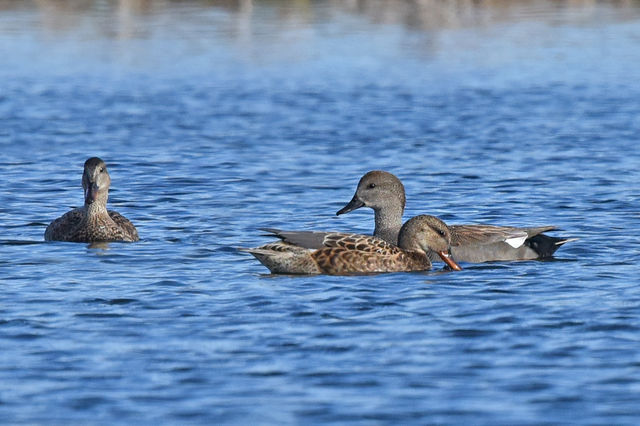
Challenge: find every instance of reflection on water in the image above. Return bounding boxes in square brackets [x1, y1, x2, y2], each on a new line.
[87, 241, 112, 250]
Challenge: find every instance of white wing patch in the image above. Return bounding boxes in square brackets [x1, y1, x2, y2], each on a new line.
[505, 235, 527, 248]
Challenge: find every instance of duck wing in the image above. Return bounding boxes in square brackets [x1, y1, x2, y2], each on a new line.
[261, 228, 400, 254]
[108, 210, 139, 242]
[449, 224, 531, 248]
[44, 208, 84, 241]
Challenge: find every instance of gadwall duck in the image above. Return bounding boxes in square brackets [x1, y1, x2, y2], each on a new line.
[336, 171, 574, 263]
[241, 215, 462, 275]
[44, 157, 139, 243]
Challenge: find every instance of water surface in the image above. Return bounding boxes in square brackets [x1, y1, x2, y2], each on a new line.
[1, 1, 640, 424]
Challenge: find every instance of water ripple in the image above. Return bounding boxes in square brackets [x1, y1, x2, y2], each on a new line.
[1, 1, 640, 424]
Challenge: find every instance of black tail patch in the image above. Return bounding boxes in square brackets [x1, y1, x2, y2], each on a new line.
[525, 234, 572, 258]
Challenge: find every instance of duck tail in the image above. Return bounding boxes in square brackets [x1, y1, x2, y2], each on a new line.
[526, 235, 577, 258]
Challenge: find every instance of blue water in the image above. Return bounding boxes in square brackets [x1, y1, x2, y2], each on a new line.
[1, 1, 640, 423]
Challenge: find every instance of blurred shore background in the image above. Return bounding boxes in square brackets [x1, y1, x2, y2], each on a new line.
[2, 0, 639, 31]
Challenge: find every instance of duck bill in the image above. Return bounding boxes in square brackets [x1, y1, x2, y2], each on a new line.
[437, 251, 462, 271]
[84, 183, 99, 205]
[336, 196, 365, 215]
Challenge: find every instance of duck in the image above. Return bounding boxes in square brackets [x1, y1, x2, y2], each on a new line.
[44, 157, 139, 243]
[241, 215, 462, 275]
[336, 170, 574, 263]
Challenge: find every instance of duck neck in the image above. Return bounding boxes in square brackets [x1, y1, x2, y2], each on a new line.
[84, 199, 109, 219]
[373, 205, 403, 245]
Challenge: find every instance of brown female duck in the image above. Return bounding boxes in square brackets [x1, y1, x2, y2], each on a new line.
[44, 157, 139, 243]
[241, 215, 462, 275]
[336, 171, 574, 263]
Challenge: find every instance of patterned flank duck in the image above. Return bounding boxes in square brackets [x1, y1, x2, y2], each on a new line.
[336, 171, 574, 263]
[44, 157, 139, 243]
[241, 215, 462, 275]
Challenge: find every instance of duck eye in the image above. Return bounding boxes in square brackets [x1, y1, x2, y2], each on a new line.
[368, 183, 376, 189]
[99, 167, 105, 173]
[438, 229, 446, 237]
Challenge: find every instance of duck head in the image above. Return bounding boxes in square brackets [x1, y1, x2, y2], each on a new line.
[398, 215, 462, 271]
[336, 170, 405, 215]
[82, 157, 110, 206]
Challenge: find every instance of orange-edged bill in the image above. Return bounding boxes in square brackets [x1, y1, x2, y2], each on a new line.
[437, 251, 462, 271]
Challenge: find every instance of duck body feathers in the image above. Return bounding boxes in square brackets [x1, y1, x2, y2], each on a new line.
[44, 207, 139, 243]
[446, 225, 566, 263]
[243, 215, 461, 275]
[244, 230, 430, 275]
